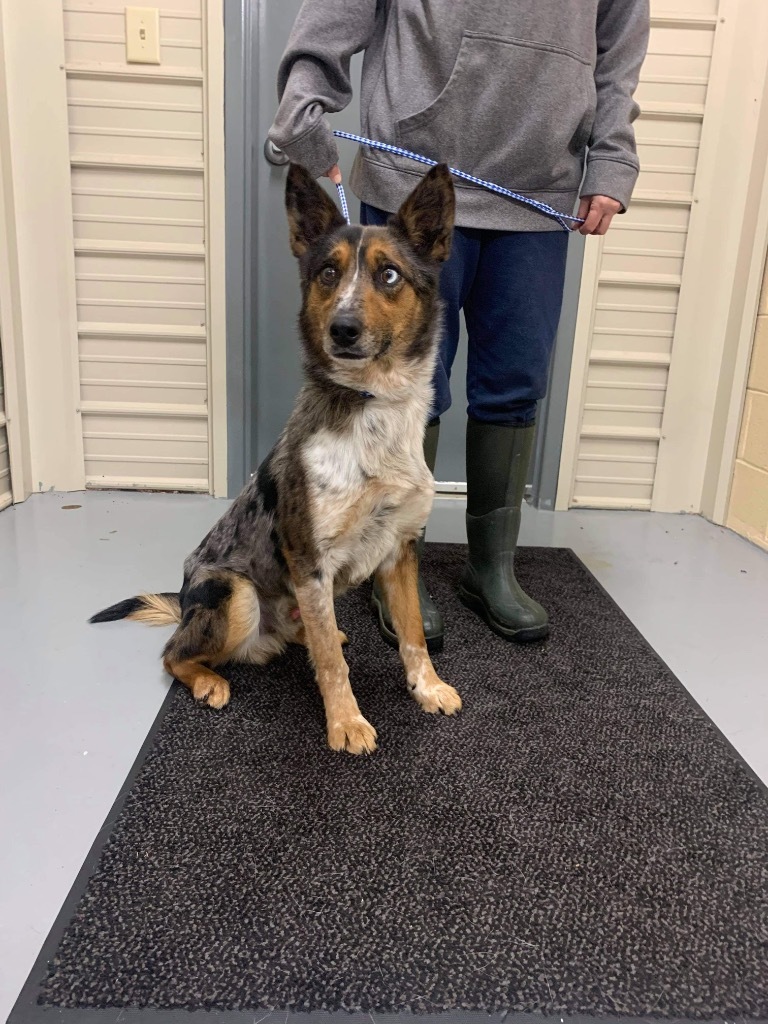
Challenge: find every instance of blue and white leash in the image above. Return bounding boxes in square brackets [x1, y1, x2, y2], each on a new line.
[332, 130, 582, 232]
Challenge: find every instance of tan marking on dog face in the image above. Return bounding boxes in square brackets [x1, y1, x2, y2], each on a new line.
[302, 237, 359, 358]
[360, 236, 428, 357]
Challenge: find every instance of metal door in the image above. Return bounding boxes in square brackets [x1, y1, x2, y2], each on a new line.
[224, 0, 582, 501]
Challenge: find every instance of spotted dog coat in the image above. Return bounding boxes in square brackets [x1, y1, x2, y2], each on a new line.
[90, 163, 460, 753]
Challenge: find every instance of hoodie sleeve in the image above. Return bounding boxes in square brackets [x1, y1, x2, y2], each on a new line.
[581, 0, 650, 210]
[268, 0, 380, 178]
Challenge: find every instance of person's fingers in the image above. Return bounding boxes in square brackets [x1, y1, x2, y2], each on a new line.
[325, 164, 343, 185]
[578, 196, 622, 235]
[593, 213, 613, 236]
[574, 196, 591, 231]
[579, 198, 603, 235]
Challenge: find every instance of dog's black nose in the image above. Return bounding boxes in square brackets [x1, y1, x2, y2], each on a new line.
[329, 316, 363, 347]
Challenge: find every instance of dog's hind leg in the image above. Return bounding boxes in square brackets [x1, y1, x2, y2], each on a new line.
[162, 656, 231, 709]
[162, 571, 260, 710]
[376, 541, 462, 716]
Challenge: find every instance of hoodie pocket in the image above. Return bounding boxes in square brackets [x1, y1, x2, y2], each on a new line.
[395, 33, 596, 193]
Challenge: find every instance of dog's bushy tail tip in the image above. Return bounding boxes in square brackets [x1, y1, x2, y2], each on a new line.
[89, 592, 181, 626]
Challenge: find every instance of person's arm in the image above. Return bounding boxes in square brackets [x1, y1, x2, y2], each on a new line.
[268, 0, 379, 180]
[579, 0, 650, 229]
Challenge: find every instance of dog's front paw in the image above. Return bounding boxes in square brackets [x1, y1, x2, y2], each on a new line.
[412, 679, 462, 716]
[327, 714, 378, 754]
[193, 677, 230, 709]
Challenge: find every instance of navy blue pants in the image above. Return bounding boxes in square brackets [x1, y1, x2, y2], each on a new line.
[361, 202, 569, 426]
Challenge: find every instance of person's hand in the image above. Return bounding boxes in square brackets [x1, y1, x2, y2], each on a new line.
[324, 164, 342, 184]
[576, 194, 622, 235]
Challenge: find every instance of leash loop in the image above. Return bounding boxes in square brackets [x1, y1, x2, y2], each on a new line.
[332, 130, 582, 232]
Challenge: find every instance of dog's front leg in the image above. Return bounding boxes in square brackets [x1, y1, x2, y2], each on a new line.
[376, 541, 462, 715]
[289, 567, 377, 754]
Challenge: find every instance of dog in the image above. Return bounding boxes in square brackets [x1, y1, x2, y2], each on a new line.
[90, 162, 461, 754]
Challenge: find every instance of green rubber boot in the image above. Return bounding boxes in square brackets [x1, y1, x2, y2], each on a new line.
[371, 420, 444, 654]
[458, 419, 549, 642]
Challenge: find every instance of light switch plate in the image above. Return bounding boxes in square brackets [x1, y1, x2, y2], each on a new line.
[125, 7, 160, 64]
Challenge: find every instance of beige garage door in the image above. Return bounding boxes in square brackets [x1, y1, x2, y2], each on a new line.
[62, 0, 213, 492]
[559, 0, 724, 510]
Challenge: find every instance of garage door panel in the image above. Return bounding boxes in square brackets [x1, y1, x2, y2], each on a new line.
[581, 405, 664, 432]
[600, 248, 684, 279]
[77, 299, 205, 327]
[607, 225, 687, 255]
[579, 436, 660, 462]
[78, 337, 206, 364]
[80, 355, 207, 385]
[76, 276, 205, 306]
[593, 308, 677, 340]
[75, 252, 205, 281]
[74, 218, 203, 246]
[84, 430, 207, 462]
[653, 0, 717, 13]
[572, 476, 654, 506]
[635, 117, 702, 146]
[620, 201, 691, 232]
[636, 78, 708, 107]
[79, 378, 206, 405]
[67, 74, 203, 110]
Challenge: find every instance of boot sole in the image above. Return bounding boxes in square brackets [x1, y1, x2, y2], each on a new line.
[457, 583, 549, 643]
[370, 592, 445, 655]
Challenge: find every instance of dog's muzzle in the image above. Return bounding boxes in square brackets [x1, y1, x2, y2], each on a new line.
[329, 315, 367, 360]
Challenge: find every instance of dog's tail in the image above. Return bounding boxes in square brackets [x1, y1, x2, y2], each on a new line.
[89, 592, 181, 626]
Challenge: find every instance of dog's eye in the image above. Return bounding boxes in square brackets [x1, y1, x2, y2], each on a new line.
[380, 266, 401, 287]
[320, 265, 338, 286]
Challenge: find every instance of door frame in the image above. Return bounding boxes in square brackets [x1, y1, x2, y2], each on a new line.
[529, 233, 586, 510]
[0, 0, 84, 501]
[204, 0, 229, 498]
[223, 0, 260, 496]
[0, 15, 28, 504]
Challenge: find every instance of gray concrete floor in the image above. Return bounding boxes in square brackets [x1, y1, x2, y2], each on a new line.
[1, 490, 767, 1021]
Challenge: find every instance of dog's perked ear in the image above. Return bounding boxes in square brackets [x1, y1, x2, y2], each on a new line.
[391, 163, 455, 264]
[285, 163, 346, 258]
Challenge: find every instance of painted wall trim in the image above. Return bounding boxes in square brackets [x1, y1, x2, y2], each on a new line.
[204, 0, 229, 497]
[0, 0, 85, 495]
[555, 237, 603, 511]
[0, 6, 31, 502]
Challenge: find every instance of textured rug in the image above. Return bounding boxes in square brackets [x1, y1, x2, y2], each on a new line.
[17, 546, 768, 1021]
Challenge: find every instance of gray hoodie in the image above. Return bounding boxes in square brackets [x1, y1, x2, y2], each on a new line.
[269, 0, 649, 231]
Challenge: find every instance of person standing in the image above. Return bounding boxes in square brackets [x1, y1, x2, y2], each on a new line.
[269, 0, 649, 648]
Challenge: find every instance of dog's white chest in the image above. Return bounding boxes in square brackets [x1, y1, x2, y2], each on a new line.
[302, 416, 433, 582]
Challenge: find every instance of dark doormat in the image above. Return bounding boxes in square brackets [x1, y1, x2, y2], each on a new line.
[11, 547, 768, 1024]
